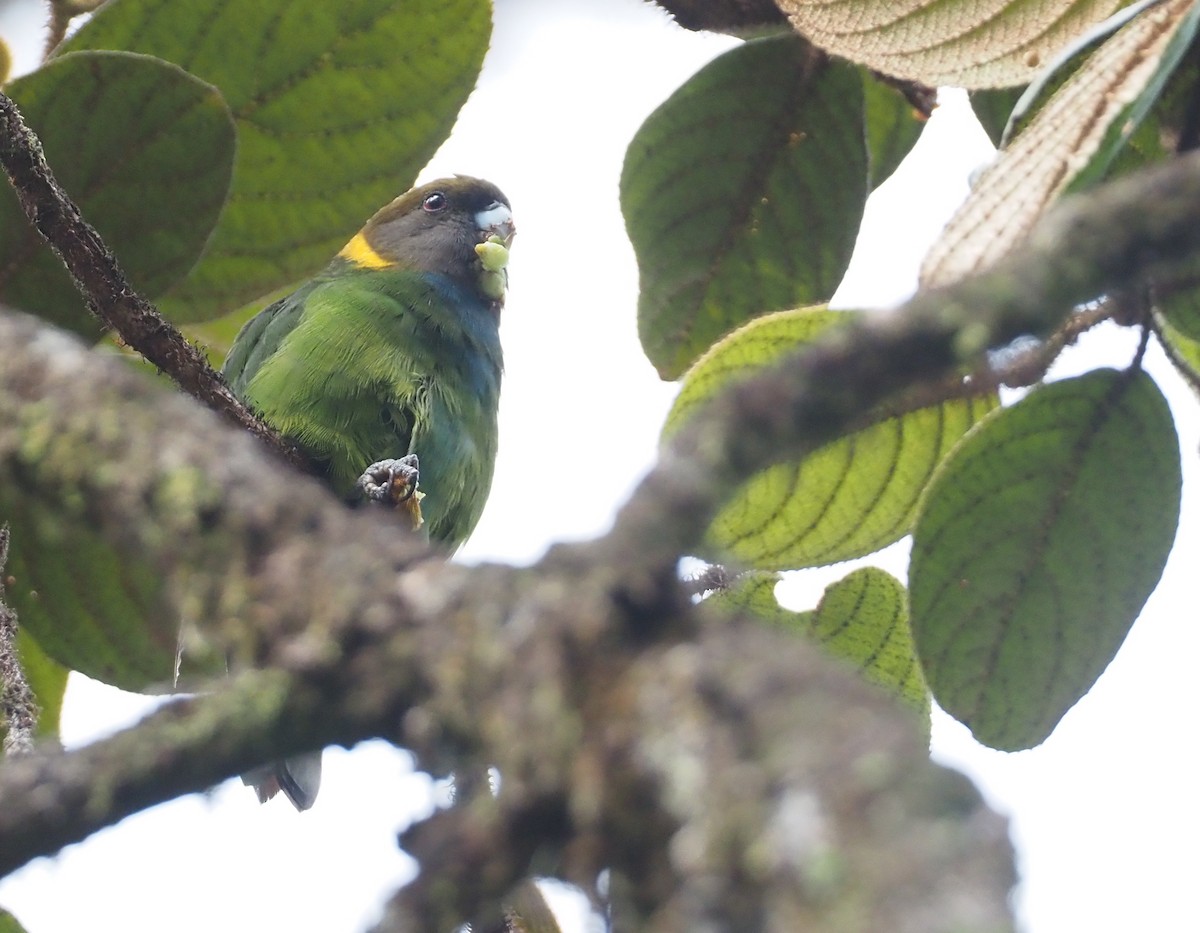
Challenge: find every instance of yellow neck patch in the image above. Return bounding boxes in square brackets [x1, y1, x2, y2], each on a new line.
[338, 232, 393, 269]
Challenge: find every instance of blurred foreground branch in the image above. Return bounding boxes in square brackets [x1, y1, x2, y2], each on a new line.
[4, 148, 1200, 928]
[0, 527, 36, 755]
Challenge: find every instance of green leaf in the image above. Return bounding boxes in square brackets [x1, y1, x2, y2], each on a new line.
[715, 400, 998, 569]
[1155, 275, 1200, 342]
[0, 51, 236, 337]
[968, 89, 1022, 148]
[0, 907, 31, 933]
[4, 507, 184, 691]
[910, 369, 1180, 750]
[709, 570, 801, 627]
[2, 432, 225, 692]
[663, 305, 846, 430]
[861, 73, 925, 189]
[62, 0, 491, 322]
[16, 628, 69, 738]
[665, 307, 999, 569]
[622, 36, 869, 380]
[712, 568, 928, 714]
[1157, 313, 1200, 383]
[811, 568, 927, 712]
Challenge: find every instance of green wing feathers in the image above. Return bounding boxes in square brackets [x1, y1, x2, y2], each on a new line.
[222, 267, 502, 548]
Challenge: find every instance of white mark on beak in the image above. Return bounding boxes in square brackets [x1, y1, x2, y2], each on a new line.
[475, 201, 514, 241]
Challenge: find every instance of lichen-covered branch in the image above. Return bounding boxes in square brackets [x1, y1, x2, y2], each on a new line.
[0, 526, 37, 756]
[0, 669, 294, 873]
[0, 306, 1013, 931]
[0, 90, 305, 473]
[4, 148, 1200, 927]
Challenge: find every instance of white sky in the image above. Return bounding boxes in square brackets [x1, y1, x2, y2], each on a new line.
[1, 1, 1198, 931]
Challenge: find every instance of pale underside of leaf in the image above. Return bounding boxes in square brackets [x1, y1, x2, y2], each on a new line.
[922, 0, 1193, 287]
[779, 0, 1122, 88]
[665, 307, 998, 569]
[711, 392, 996, 569]
[811, 567, 928, 711]
[664, 306, 845, 431]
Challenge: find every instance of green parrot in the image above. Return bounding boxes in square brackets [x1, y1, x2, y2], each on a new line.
[225, 176, 514, 810]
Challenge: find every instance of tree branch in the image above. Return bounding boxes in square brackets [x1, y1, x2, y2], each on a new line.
[0, 89, 306, 473]
[5, 147, 1200, 926]
[599, 149, 1200, 574]
[0, 670, 298, 872]
[0, 306, 1012, 930]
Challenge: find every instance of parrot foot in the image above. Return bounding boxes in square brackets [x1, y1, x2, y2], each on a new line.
[357, 455, 425, 532]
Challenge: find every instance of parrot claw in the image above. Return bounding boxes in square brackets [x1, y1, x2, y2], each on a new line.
[358, 454, 421, 503]
[358, 455, 426, 533]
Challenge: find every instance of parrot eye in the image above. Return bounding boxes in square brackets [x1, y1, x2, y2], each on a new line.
[422, 192, 448, 213]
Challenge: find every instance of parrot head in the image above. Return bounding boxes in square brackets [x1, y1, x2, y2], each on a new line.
[339, 175, 515, 308]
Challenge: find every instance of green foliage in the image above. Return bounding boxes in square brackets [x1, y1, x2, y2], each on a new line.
[910, 369, 1179, 749]
[622, 36, 878, 379]
[0, 51, 236, 337]
[861, 75, 926, 189]
[665, 307, 998, 570]
[2, 449, 214, 690]
[61, 0, 491, 322]
[1156, 276, 1200, 342]
[713, 568, 928, 716]
[15, 628, 68, 738]
[1158, 315, 1200, 379]
[811, 568, 926, 713]
[0, 0, 1193, 801]
[625, 0, 1195, 749]
[968, 88, 1022, 148]
[0, 907, 30, 933]
[0, 0, 492, 704]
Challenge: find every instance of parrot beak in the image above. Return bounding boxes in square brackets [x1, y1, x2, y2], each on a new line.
[475, 200, 515, 246]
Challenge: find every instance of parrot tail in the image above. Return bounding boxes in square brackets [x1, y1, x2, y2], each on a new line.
[241, 751, 322, 811]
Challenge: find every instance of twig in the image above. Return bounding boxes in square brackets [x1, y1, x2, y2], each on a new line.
[681, 563, 736, 597]
[986, 300, 1114, 389]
